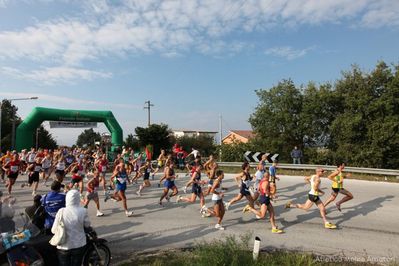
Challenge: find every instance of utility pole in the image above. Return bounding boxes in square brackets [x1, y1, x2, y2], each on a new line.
[144, 100, 154, 127]
[219, 114, 222, 161]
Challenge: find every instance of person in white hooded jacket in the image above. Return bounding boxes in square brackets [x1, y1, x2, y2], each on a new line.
[52, 189, 90, 266]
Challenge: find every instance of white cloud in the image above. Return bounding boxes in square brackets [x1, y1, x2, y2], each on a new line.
[0, 0, 398, 83]
[265, 46, 314, 60]
[0, 92, 141, 110]
[0, 66, 112, 84]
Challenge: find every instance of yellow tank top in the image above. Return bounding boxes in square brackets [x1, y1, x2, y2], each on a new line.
[332, 172, 343, 189]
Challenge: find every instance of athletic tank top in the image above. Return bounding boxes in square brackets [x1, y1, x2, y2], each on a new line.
[116, 169, 128, 184]
[42, 158, 51, 169]
[258, 179, 269, 196]
[56, 161, 66, 171]
[332, 172, 343, 189]
[34, 163, 42, 172]
[167, 168, 175, 180]
[242, 172, 251, 188]
[309, 175, 319, 196]
[9, 160, 20, 173]
[211, 180, 222, 201]
[193, 171, 201, 187]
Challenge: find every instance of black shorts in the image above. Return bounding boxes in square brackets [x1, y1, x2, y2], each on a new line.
[240, 186, 251, 197]
[308, 194, 321, 203]
[29, 172, 40, 184]
[8, 172, 18, 180]
[212, 199, 223, 205]
[71, 178, 82, 185]
[143, 173, 150, 180]
[192, 185, 202, 196]
[332, 188, 341, 193]
[55, 170, 65, 177]
[259, 195, 271, 206]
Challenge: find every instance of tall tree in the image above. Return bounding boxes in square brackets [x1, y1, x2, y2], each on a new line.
[124, 134, 140, 150]
[76, 128, 101, 148]
[0, 100, 21, 151]
[135, 124, 171, 157]
[34, 125, 57, 149]
[249, 79, 303, 160]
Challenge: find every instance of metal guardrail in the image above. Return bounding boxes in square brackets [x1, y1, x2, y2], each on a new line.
[217, 162, 399, 177]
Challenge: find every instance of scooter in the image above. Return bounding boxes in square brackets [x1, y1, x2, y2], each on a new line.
[0, 193, 44, 266]
[27, 227, 111, 266]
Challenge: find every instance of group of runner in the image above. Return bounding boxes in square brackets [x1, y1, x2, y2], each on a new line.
[0, 145, 354, 232]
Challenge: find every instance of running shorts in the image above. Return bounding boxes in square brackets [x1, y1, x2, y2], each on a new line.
[116, 182, 127, 192]
[191, 184, 202, 196]
[259, 195, 271, 206]
[332, 187, 341, 193]
[163, 180, 175, 189]
[240, 185, 251, 196]
[7, 172, 18, 180]
[308, 194, 320, 203]
[29, 172, 40, 184]
[86, 191, 99, 201]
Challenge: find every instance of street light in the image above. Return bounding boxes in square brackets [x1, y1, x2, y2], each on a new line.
[0, 97, 39, 151]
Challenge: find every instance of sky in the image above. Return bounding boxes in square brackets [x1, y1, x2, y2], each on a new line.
[0, 0, 398, 146]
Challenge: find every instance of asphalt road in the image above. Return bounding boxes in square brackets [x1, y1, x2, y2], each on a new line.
[5, 172, 399, 264]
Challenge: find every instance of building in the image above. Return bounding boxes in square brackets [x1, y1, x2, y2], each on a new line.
[172, 129, 218, 140]
[222, 130, 254, 144]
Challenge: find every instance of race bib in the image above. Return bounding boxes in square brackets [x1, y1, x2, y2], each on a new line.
[101, 166, 107, 172]
[10, 166, 18, 172]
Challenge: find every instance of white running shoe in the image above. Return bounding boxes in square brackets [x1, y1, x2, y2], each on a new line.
[255, 215, 261, 219]
[176, 195, 182, 203]
[183, 186, 187, 194]
[125, 211, 133, 217]
[136, 190, 141, 196]
[96, 211, 104, 217]
[32, 191, 36, 196]
[215, 224, 225, 230]
[224, 202, 230, 211]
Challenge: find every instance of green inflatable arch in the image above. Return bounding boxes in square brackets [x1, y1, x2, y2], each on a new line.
[16, 107, 123, 151]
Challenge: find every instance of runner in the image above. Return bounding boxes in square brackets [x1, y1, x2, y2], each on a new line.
[225, 162, 255, 210]
[107, 159, 133, 217]
[152, 149, 167, 179]
[205, 169, 226, 230]
[159, 161, 179, 206]
[95, 153, 109, 195]
[269, 160, 280, 200]
[2, 153, 21, 194]
[41, 153, 53, 186]
[1, 150, 13, 182]
[19, 149, 28, 175]
[83, 170, 104, 217]
[136, 159, 155, 196]
[176, 165, 209, 216]
[253, 154, 268, 203]
[53, 154, 67, 183]
[243, 171, 284, 233]
[203, 155, 219, 196]
[26, 156, 42, 196]
[285, 168, 337, 229]
[323, 162, 354, 212]
[68, 167, 84, 194]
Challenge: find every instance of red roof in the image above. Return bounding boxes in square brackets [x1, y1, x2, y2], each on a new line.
[230, 130, 254, 139]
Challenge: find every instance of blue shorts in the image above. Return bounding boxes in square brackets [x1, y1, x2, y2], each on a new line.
[164, 180, 175, 189]
[259, 195, 271, 206]
[116, 182, 127, 192]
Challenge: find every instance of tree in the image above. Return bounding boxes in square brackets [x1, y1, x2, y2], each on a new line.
[134, 124, 172, 157]
[249, 79, 303, 161]
[34, 125, 57, 149]
[173, 135, 216, 157]
[0, 100, 21, 151]
[76, 128, 101, 148]
[124, 134, 140, 150]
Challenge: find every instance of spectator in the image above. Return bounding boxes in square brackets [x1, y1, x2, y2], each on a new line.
[291, 146, 303, 164]
[42, 181, 66, 234]
[52, 190, 91, 266]
[25, 194, 45, 230]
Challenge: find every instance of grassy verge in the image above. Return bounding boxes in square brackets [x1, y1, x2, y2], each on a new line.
[117, 235, 397, 266]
